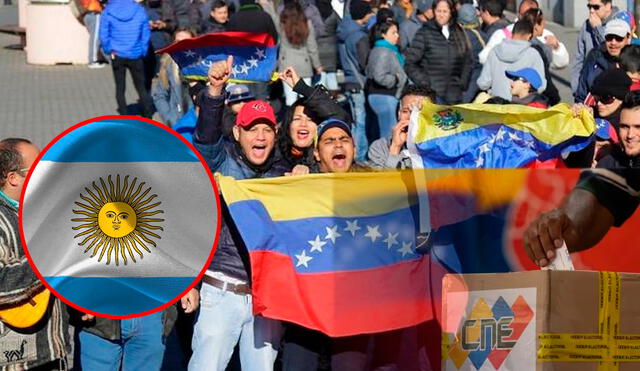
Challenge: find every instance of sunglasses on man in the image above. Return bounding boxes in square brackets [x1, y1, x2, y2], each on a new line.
[587, 4, 601, 10]
[605, 34, 627, 42]
[594, 95, 617, 105]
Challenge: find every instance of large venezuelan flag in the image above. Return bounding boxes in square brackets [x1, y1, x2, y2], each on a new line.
[21, 118, 219, 317]
[409, 103, 596, 168]
[218, 170, 532, 336]
[219, 172, 431, 336]
[157, 31, 277, 83]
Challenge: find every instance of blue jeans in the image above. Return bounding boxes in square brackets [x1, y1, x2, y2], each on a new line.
[368, 94, 398, 140]
[76, 312, 165, 371]
[344, 89, 368, 163]
[83, 12, 101, 64]
[188, 283, 283, 371]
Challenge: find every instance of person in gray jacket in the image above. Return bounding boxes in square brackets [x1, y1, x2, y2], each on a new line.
[263, 0, 322, 106]
[477, 19, 546, 101]
[571, 0, 619, 93]
[367, 84, 435, 169]
[366, 19, 408, 141]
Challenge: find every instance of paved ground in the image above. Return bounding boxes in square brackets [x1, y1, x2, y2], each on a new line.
[0, 4, 580, 148]
[0, 4, 147, 148]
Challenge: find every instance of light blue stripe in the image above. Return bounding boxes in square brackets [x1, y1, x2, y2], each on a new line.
[46, 276, 195, 315]
[42, 120, 199, 162]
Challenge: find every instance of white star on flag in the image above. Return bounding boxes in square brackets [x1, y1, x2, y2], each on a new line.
[344, 220, 361, 237]
[398, 241, 413, 257]
[308, 235, 327, 253]
[364, 225, 382, 243]
[325, 225, 341, 244]
[231, 65, 240, 76]
[255, 48, 266, 59]
[525, 140, 535, 149]
[184, 50, 196, 58]
[478, 143, 490, 153]
[383, 232, 399, 249]
[240, 63, 250, 74]
[248, 57, 259, 68]
[495, 129, 507, 141]
[487, 134, 497, 144]
[295, 249, 313, 268]
[508, 132, 521, 141]
[475, 156, 484, 168]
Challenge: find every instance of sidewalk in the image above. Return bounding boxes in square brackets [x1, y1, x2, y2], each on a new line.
[0, 4, 145, 147]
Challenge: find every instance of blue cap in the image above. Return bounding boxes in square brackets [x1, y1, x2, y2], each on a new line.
[317, 118, 352, 141]
[505, 68, 543, 91]
[595, 118, 612, 140]
[226, 84, 254, 104]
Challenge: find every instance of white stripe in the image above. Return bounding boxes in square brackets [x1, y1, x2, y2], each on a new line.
[23, 161, 218, 277]
[407, 108, 431, 233]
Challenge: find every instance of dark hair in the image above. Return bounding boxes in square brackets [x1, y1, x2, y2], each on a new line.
[432, 0, 468, 54]
[484, 96, 511, 104]
[479, 0, 504, 17]
[521, 8, 543, 26]
[512, 19, 534, 36]
[281, 2, 309, 46]
[0, 138, 32, 188]
[620, 45, 640, 73]
[371, 19, 398, 45]
[602, 0, 613, 4]
[211, 0, 227, 11]
[277, 99, 317, 167]
[376, 8, 395, 23]
[622, 90, 640, 109]
[400, 84, 437, 101]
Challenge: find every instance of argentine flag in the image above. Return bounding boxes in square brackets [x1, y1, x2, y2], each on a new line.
[22, 118, 219, 316]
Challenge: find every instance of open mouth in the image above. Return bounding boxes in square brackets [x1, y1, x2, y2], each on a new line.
[332, 153, 347, 167]
[296, 130, 310, 142]
[252, 144, 267, 158]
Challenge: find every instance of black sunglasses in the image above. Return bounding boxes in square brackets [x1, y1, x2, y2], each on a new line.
[605, 34, 626, 42]
[595, 95, 617, 105]
[587, 4, 601, 10]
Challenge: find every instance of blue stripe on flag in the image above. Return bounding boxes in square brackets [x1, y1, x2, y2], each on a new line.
[46, 276, 194, 315]
[42, 120, 199, 162]
[415, 124, 590, 168]
[229, 200, 422, 274]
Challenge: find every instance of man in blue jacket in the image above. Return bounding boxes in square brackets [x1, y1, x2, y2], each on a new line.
[100, 0, 154, 118]
[188, 56, 287, 371]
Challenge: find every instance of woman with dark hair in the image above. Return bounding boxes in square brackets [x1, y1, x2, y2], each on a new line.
[263, 1, 323, 106]
[277, 66, 351, 170]
[366, 19, 407, 140]
[404, 0, 472, 104]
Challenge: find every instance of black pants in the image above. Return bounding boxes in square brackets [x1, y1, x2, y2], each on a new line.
[111, 56, 154, 118]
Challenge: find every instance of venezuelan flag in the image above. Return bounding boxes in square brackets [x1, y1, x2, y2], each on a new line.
[409, 103, 596, 168]
[157, 31, 277, 83]
[218, 169, 533, 336]
[22, 118, 219, 317]
[219, 171, 431, 336]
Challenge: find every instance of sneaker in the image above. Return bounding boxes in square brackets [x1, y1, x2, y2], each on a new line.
[88, 63, 106, 69]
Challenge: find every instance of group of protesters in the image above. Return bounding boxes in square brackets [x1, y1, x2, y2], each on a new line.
[3, 0, 640, 370]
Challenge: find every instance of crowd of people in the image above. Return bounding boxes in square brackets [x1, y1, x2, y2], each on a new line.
[3, 0, 640, 369]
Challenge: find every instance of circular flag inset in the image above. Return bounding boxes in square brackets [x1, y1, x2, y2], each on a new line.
[20, 116, 221, 318]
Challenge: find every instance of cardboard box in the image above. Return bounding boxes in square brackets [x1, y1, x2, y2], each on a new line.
[441, 270, 640, 371]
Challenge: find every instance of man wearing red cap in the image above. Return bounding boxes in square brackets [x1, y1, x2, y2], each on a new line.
[188, 56, 286, 371]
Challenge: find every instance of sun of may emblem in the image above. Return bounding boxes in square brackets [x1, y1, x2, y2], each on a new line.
[71, 175, 165, 266]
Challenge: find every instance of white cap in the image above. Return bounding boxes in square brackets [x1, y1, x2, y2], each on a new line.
[604, 19, 631, 37]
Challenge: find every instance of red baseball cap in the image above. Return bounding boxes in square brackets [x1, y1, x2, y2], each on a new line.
[235, 100, 276, 128]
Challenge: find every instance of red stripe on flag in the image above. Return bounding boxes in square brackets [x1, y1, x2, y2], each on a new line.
[249, 251, 434, 337]
[156, 32, 276, 54]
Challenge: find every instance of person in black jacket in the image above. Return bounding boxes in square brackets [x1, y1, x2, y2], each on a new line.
[404, 0, 472, 104]
[277, 66, 351, 171]
[200, 0, 228, 34]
